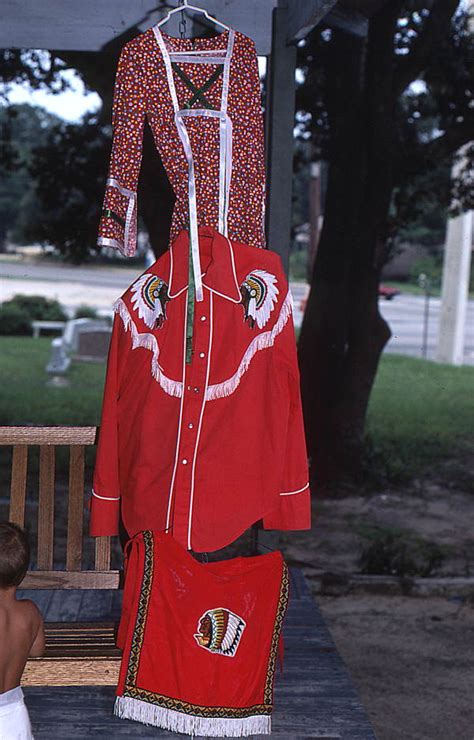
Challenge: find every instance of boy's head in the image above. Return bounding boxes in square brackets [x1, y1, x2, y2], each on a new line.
[0, 522, 30, 589]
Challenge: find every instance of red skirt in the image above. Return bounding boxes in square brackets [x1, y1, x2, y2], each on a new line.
[115, 531, 289, 736]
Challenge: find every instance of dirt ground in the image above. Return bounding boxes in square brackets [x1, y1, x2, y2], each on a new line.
[281, 482, 474, 740]
[281, 483, 474, 579]
[318, 594, 474, 740]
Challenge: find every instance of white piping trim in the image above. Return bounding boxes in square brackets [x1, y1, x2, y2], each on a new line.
[153, 26, 235, 299]
[168, 238, 176, 296]
[187, 291, 213, 550]
[124, 194, 137, 256]
[226, 234, 240, 298]
[97, 236, 124, 251]
[165, 295, 190, 532]
[221, 30, 235, 115]
[106, 178, 135, 198]
[174, 109, 204, 301]
[169, 49, 228, 56]
[92, 489, 120, 501]
[114, 299, 183, 398]
[201, 235, 240, 303]
[103, 179, 137, 256]
[205, 291, 293, 401]
[170, 285, 187, 299]
[153, 27, 179, 113]
[168, 54, 227, 64]
[203, 285, 241, 303]
[280, 483, 309, 497]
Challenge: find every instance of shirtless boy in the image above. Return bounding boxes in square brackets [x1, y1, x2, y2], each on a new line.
[0, 522, 45, 739]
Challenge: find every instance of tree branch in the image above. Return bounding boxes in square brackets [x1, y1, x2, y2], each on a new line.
[422, 121, 474, 161]
[394, 0, 460, 95]
[398, 120, 473, 181]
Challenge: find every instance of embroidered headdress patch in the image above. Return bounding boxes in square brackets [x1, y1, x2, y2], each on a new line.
[130, 273, 170, 329]
[239, 270, 279, 329]
[194, 607, 246, 657]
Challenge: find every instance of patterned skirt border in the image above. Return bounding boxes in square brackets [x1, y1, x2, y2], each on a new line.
[114, 695, 271, 737]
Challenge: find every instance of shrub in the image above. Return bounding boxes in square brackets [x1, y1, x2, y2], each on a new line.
[358, 525, 445, 578]
[74, 305, 98, 319]
[0, 304, 32, 336]
[8, 295, 67, 322]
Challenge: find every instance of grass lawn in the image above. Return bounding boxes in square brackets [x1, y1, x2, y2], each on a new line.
[0, 337, 105, 426]
[367, 353, 474, 484]
[1, 338, 473, 485]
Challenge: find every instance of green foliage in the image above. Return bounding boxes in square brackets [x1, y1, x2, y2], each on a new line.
[74, 304, 98, 319]
[295, 4, 474, 254]
[0, 304, 32, 336]
[0, 49, 71, 98]
[357, 525, 445, 578]
[25, 114, 110, 262]
[0, 295, 67, 336]
[0, 105, 60, 248]
[289, 249, 308, 282]
[6, 294, 67, 321]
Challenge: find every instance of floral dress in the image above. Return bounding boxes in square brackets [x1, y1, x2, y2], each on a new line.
[97, 25, 266, 272]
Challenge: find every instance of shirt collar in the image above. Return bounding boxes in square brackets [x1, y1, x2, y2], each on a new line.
[168, 227, 241, 302]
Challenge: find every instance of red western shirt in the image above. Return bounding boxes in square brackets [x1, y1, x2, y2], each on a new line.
[90, 227, 310, 551]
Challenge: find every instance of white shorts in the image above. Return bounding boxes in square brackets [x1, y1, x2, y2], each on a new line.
[0, 687, 34, 740]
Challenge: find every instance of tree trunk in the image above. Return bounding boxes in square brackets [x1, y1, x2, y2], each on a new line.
[299, 4, 401, 488]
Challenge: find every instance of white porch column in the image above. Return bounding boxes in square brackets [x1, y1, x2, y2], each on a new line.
[436, 155, 473, 365]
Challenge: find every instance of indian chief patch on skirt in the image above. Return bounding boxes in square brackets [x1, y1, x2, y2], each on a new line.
[114, 531, 289, 737]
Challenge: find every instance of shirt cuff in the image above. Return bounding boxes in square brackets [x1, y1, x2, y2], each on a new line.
[263, 484, 311, 531]
[89, 489, 120, 536]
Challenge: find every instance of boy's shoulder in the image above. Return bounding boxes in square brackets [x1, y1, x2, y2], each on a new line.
[17, 598, 43, 622]
[0, 597, 43, 625]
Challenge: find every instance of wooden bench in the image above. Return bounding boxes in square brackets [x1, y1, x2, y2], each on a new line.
[0, 426, 121, 686]
[1, 427, 377, 737]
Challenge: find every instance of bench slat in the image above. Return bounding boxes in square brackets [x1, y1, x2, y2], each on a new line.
[37, 446, 55, 570]
[95, 537, 111, 571]
[9, 445, 28, 526]
[21, 571, 120, 589]
[0, 426, 97, 446]
[67, 446, 85, 571]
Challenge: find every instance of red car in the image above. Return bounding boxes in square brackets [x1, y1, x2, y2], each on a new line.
[378, 285, 401, 300]
[299, 284, 401, 312]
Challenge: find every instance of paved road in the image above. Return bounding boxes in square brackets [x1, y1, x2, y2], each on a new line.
[380, 293, 474, 365]
[284, 283, 474, 366]
[2, 258, 473, 364]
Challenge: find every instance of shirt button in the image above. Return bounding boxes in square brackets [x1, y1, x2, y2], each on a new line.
[200, 316, 207, 322]
[193, 387, 200, 393]
[199, 352, 205, 358]
[182, 458, 188, 465]
[188, 423, 194, 429]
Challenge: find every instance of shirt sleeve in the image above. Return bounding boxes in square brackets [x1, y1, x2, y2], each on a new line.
[248, 41, 266, 249]
[89, 314, 129, 536]
[263, 285, 311, 531]
[97, 42, 147, 257]
[233, 38, 266, 249]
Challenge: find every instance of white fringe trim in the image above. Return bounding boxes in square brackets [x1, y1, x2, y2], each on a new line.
[114, 298, 183, 398]
[114, 696, 271, 737]
[206, 291, 293, 401]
